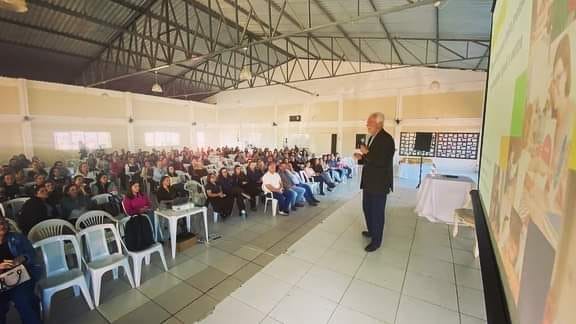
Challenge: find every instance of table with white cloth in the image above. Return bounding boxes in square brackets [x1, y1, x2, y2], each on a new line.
[155, 206, 209, 259]
[415, 174, 476, 223]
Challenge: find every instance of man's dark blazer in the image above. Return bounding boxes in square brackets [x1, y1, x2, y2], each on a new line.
[358, 129, 395, 193]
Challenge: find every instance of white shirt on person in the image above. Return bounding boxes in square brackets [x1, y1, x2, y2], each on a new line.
[262, 171, 282, 193]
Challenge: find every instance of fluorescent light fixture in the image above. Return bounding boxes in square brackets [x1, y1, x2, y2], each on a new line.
[434, 1, 442, 7]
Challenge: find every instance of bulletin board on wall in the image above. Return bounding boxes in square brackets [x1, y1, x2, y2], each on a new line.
[399, 132, 480, 159]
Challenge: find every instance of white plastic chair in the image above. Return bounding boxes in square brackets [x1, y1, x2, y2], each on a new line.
[299, 171, 320, 194]
[91, 193, 112, 206]
[75, 210, 119, 232]
[117, 215, 168, 287]
[263, 191, 278, 217]
[4, 197, 30, 218]
[32, 233, 94, 320]
[78, 223, 135, 306]
[0, 203, 5, 218]
[28, 219, 77, 243]
[6, 218, 20, 233]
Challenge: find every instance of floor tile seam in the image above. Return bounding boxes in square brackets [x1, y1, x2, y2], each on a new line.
[447, 223, 463, 324]
[392, 211, 419, 324]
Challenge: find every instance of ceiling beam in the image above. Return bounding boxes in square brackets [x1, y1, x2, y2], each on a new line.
[310, 0, 372, 63]
[81, 0, 436, 86]
[366, 0, 404, 64]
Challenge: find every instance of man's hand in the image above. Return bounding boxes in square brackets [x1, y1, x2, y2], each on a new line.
[353, 153, 363, 160]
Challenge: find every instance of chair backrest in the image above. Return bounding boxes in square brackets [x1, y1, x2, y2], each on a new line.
[78, 223, 123, 262]
[6, 218, 21, 234]
[5, 197, 30, 218]
[91, 193, 112, 205]
[33, 234, 82, 278]
[28, 219, 76, 243]
[75, 210, 118, 231]
[298, 171, 309, 183]
[200, 176, 208, 187]
[0, 203, 5, 218]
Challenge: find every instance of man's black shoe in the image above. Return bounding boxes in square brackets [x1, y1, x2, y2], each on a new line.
[295, 203, 305, 208]
[362, 231, 371, 238]
[365, 243, 380, 252]
[312, 199, 321, 203]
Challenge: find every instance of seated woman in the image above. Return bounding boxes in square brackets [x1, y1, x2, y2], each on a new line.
[122, 181, 156, 231]
[73, 175, 92, 196]
[156, 176, 177, 204]
[189, 159, 208, 183]
[61, 184, 92, 221]
[45, 180, 63, 215]
[48, 165, 69, 192]
[0, 173, 22, 202]
[311, 158, 336, 191]
[245, 162, 263, 211]
[92, 173, 118, 195]
[217, 168, 246, 216]
[16, 185, 58, 235]
[0, 217, 42, 324]
[151, 160, 166, 192]
[76, 162, 97, 183]
[304, 161, 327, 195]
[205, 173, 233, 220]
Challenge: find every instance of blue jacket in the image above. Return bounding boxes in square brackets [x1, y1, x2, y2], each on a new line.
[6, 232, 41, 281]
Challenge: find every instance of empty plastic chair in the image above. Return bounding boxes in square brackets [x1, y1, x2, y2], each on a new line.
[77, 223, 135, 306]
[118, 215, 168, 287]
[75, 210, 119, 232]
[263, 192, 278, 217]
[32, 232, 94, 320]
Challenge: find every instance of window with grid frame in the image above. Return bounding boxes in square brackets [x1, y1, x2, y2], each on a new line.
[144, 131, 180, 147]
[53, 131, 112, 151]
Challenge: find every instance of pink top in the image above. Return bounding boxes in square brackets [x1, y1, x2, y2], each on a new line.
[122, 194, 152, 216]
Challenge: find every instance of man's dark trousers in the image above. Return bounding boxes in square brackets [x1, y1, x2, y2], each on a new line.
[362, 190, 388, 247]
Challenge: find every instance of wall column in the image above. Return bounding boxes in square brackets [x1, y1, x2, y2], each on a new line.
[125, 93, 135, 151]
[337, 95, 344, 154]
[394, 94, 403, 163]
[18, 79, 34, 158]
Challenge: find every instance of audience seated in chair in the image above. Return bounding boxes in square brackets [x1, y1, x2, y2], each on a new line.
[205, 173, 234, 220]
[217, 167, 247, 217]
[0, 216, 42, 324]
[16, 185, 58, 235]
[262, 162, 295, 216]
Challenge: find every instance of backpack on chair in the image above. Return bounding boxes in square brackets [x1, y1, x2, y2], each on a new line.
[124, 215, 155, 252]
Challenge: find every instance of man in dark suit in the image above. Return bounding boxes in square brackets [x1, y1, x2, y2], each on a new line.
[354, 112, 395, 252]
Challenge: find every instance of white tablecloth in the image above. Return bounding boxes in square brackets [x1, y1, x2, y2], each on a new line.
[398, 162, 434, 179]
[415, 174, 476, 223]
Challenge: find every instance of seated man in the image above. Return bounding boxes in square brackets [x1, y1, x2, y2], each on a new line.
[262, 162, 295, 216]
[278, 162, 306, 211]
[286, 163, 320, 205]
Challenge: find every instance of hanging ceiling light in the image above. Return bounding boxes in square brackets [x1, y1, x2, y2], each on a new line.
[433, 0, 442, 7]
[151, 71, 163, 93]
[239, 66, 252, 81]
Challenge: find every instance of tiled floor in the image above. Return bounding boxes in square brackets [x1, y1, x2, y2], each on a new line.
[8, 176, 486, 324]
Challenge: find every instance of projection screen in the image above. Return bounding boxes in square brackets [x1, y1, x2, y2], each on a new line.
[480, 0, 576, 322]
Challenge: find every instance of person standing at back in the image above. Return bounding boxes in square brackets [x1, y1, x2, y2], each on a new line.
[354, 112, 395, 252]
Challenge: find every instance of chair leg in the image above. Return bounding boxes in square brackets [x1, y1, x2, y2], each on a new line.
[145, 255, 151, 265]
[452, 214, 459, 238]
[112, 268, 119, 280]
[78, 280, 94, 310]
[158, 249, 168, 271]
[42, 290, 53, 321]
[91, 273, 102, 307]
[271, 199, 278, 217]
[213, 212, 219, 223]
[264, 200, 268, 213]
[133, 256, 143, 288]
[123, 261, 136, 288]
[73, 286, 80, 297]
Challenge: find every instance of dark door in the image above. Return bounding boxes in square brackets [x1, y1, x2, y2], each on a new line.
[331, 134, 337, 154]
